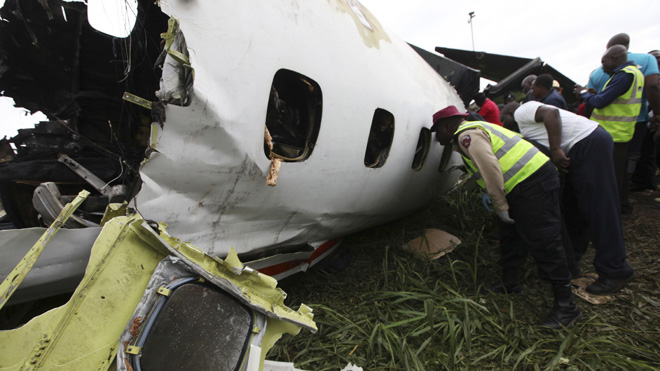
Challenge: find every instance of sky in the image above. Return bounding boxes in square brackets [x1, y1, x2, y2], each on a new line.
[359, 0, 660, 85]
[2, 0, 660, 138]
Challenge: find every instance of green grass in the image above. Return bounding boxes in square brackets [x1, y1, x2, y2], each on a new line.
[270, 181, 660, 370]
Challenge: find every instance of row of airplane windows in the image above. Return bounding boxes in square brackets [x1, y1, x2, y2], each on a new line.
[263, 69, 444, 171]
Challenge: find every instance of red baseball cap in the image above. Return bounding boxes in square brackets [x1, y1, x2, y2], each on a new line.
[431, 105, 468, 131]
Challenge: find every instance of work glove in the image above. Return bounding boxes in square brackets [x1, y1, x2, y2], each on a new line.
[496, 209, 515, 224]
[481, 193, 493, 213]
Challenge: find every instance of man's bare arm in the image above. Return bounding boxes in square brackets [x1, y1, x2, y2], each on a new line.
[535, 105, 570, 172]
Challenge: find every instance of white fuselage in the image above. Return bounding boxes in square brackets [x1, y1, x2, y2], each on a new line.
[136, 0, 464, 259]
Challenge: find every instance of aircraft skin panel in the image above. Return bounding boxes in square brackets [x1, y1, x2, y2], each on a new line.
[136, 0, 464, 257]
[0, 227, 101, 305]
[0, 210, 315, 370]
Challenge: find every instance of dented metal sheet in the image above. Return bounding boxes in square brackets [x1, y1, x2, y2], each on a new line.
[135, 0, 464, 261]
[0, 226, 101, 305]
[0, 215, 167, 371]
[0, 0, 464, 278]
[0, 0, 480, 369]
[141, 222, 316, 331]
[0, 206, 315, 370]
[0, 190, 89, 309]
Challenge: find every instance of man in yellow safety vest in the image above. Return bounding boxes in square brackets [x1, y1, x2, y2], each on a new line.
[431, 105, 581, 329]
[575, 45, 644, 214]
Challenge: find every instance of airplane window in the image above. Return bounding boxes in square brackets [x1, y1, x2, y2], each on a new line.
[130, 281, 255, 371]
[411, 128, 431, 170]
[264, 69, 322, 162]
[364, 109, 394, 168]
[438, 144, 454, 172]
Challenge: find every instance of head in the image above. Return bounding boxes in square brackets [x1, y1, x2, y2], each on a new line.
[504, 92, 515, 103]
[531, 74, 554, 100]
[431, 106, 468, 145]
[606, 33, 630, 50]
[500, 102, 520, 132]
[521, 75, 537, 94]
[601, 45, 628, 74]
[650, 50, 660, 69]
[473, 92, 486, 106]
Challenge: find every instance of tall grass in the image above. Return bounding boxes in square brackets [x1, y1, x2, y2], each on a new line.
[271, 184, 660, 370]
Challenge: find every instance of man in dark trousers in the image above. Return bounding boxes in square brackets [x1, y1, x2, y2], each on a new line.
[503, 101, 635, 294]
[431, 105, 581, 329]
[576, 45, 644, 214]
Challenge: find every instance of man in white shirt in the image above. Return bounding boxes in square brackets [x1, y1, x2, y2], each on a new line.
[502, 101, 635, 295]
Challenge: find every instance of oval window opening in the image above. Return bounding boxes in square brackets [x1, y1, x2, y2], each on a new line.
[438, 144, 454, 173]
[411, 127, 431, 171]
[364, 109, 394, 168]
[264, 69, 323, 162]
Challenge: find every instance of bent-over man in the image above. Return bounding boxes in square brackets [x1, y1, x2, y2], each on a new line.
[502, 101, 635, 295]
[431, 105, 581, 329]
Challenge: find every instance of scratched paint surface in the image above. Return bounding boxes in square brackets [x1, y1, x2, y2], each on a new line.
[136, 0, 463, 258]
[333, 0, 391, 48]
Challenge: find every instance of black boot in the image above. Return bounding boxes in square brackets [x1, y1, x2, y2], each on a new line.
[539, 283, 582, 329]
[481, 269, 522, 294]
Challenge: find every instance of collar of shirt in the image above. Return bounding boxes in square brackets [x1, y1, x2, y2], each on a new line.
[609, 61, 635, 76]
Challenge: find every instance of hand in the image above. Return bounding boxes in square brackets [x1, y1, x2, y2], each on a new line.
[481, 193, 493, 213]
[573, 84, 585, 98]
[550, 148, 570, 173]
[496, 209, 515, 224]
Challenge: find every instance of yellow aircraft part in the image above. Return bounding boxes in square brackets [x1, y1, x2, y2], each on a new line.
[1, 202, 316, 370]
[153, 224, 317, 332]
[0, 190, 90, 310]
[0, 214, 166, 370]
[259, 318, 307, 370]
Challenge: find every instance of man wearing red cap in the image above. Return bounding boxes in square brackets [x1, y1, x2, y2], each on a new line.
[431, 105, 581, 329]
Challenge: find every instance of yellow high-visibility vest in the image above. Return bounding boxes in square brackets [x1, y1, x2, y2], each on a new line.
[591, 65, 644, 142]
[455, 121, 549, 194]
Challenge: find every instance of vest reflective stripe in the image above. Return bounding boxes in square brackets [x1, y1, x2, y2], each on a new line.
[456, 121, 549, 194]
[591, 65, 644, 142]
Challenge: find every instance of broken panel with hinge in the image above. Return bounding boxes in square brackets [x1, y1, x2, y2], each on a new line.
[0, 195, 315, 370]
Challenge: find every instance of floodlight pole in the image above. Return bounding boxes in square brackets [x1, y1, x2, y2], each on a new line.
[468, 11, 476, 51]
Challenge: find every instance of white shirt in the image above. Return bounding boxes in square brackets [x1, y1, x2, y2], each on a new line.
[513, 101, 598, 153]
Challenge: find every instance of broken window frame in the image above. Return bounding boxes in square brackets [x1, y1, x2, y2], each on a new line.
[264, 69, 323, 162]
[126, 277, 257, 371]
[364, 108, 395, 168]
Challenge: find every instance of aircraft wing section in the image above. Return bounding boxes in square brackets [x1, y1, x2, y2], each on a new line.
[409, 44, 480, 108]
[435, 47, 535, 82]
[435, 46, 578, 107]
[485, 57, 543, 96]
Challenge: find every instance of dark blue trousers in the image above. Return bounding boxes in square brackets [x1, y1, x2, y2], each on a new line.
[498, 161, 572, 285]
[561, 127, 633, 279]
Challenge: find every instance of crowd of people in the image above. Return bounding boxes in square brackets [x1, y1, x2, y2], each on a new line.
[430, 33, 659, 329]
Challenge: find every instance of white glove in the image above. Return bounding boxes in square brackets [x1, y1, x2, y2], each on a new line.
[496, 209, 515, 224]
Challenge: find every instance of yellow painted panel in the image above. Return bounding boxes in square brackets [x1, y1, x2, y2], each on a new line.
[0, 216, 166, 370]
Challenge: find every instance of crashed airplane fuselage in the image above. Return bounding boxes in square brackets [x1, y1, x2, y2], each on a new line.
[0, 0, 463, 279]
[0, 0, 466, 369]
